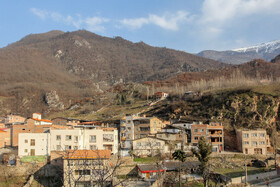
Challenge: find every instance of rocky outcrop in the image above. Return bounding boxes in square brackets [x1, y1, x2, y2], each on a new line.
[44, 91, 64, 110]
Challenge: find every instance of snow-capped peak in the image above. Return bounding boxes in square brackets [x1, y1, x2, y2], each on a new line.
[232, 40, 280, 53]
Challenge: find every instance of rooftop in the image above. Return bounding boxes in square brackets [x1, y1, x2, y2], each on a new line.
[63, 150, 111, 159]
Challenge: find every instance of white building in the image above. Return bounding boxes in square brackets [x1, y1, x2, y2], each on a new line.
[18, 133, 50, 156]
[50, 127, 118, 154]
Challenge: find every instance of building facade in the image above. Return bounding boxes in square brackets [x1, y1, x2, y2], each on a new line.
[11, 116, 53, 147]
[191, 123, 224, 152]
[18, 133, 50, 156]
[236, 129, 271, 155]
[50, 127, 118, 154]
[132, 137, 168, 157]
[63, 150, 111, 187]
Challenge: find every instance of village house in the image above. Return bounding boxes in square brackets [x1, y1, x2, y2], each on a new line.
[18, 133, 50, 156]
[137, 164, 165, 180]
[51, 117, 82, 126]
[132, 137, 168, 157]
[133, 116, 166, 139]
[0, 128, 11, 148]
[191, 122, 224, 152]
[154, 92, 169, 100]
[63, 149, 112, 187]
[50, 126, 118, 154]
[236, 129, 271, 155]
[4, 114, 26, 124]
[11, 113, 53, 147]
[120, 114, 167, 156]
[11, 113, 52, 147]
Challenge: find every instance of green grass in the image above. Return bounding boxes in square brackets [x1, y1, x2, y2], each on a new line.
[133, 157, 157, 163]
[215, 167, 272, 178]
[20, 156, 46, 163]
[189, 182, 204, 187]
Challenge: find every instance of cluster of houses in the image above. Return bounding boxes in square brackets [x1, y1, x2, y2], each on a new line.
[0, 112, 273, 185]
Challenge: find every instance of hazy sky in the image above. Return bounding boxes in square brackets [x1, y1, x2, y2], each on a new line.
[1, 0, 280, 53]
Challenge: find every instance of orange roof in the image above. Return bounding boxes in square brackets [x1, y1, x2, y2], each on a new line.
[63, 150, 111, 159]
[0, 130, 6, 133]
[32, 118, 52, 123]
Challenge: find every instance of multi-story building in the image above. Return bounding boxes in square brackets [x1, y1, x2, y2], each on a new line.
[236, 129, 271, 155]
[191, 122, 224, 152]
[133, 137, 168, 157]
[63, 150, 112, 187]
[134, 117, 166, 139]
[50, 126, 118, 154]
[11, 113, 53, 147]
[120, 115, 166, 156]
[18, 133, 50, 156]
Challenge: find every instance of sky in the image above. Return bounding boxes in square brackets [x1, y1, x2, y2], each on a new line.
[0, 0, 280, 53]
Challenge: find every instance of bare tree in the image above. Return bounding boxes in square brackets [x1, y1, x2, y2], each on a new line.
[62, 149, 126, 187]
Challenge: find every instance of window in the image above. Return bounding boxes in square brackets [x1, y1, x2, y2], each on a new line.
[103, 134, 113, 142]
[89, 135, 96, 143]
[24, 149, 28, 153]
[25, 139, 28, 143]
[252, 133, 257, 137]
[137, 142, 141, 146]
[244, 141, 249, 145]
[75, 181, 91, 187]
[90, 145, 96, 150]
[56, 145, 61, 151]
[127, 127, 131, 130]
[200, 129, 204, 132]
[65, 145, 72, 150]
[194, 137, 199, 140]
[194, 129, 198, 132]
[156, 142, 161, 146]
[260, 133, 265, 137]
[30, 139, 35, 146]
[74, 136, 78, 143]
[252, 141, 257, 146]
[260, 141, 265, 145]
[74, 146, 78, 150]
[146, 143, 151, 147]
[75, 169, 90, 176]
[66, 135, 72, 141]
[56, 135, 61, 140]
[244, 133, 249, 138]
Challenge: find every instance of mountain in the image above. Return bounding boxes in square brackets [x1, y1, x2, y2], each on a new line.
[148, 55, 280, 87]
[0, 30, 225, 115]
[197, 40, 280, 64]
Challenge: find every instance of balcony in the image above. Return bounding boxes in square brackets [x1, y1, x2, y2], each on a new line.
[121, 123, 126, 127]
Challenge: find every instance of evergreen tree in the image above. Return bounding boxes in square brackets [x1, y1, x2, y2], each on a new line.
[172, 150, 187, 186]
[191, 137, 212, 187]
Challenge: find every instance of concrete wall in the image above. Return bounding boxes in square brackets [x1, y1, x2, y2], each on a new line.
[236, 129, 270, 155]
[11, 119, 52, 147]
[18, 133, 50, 156]
[231, 170, 277, 184]
[50, 128, 118, 154]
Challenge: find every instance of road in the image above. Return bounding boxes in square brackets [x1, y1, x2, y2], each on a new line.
[256, 179, 280, 187]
